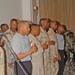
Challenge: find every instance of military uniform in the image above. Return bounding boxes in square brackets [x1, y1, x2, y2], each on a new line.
[47, 28, 59, 75]
[1, 29, 16, 75]
[0, 47, 6, 75]
[37, 27, 50, 75]
[65, 36, 74, 64]
[28, 34, 44, 75]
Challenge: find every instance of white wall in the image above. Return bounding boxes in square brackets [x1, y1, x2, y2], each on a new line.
[0, 0, 23, 25]
[0, 0, 40, 25]
[22, 0, 33, 21]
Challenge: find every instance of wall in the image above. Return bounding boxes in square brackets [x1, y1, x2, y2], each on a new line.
[22, 0, 33, 21]
[0, 0, 40, 25]
[22, 0, 40, 23]
[40, 0, 75, 34]
[0, 0, 22, 25]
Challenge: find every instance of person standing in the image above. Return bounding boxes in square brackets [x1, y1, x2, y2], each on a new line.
[28, 24, 44, 75]
[47, 21, 60, 75]
[1, 19, 18, 75]
[37, 18, 50, 75]
[56, 25, 66, 75]
[11, 20, 37, 75]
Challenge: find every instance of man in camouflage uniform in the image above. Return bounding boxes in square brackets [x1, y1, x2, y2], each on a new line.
[37, 18, 50, 75]
[47, 21, 60, 75]
[28, 24, 44, 75]
[1, 19, 18, 75]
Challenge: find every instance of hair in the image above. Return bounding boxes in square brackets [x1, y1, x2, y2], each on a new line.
[48, 18, 52, 23]
[57, 25, 67, 33]
[49, 21, 54, 26]
[18, 20, 28, 27]
[67, 32, 74, 36]
[0, 23, 8, 29]
[10, 18, 17, 22]
[30, 23, 39, 30]
[61, 25, 67, 31]
[55, 21, 60, 26]
[10, 18, 18, 24]
[39, 18, 47, 25]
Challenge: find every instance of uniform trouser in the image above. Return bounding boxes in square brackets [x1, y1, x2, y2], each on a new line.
[50, 58, 59, 75]
[14, 61, 32, 75]
[7, 58, 14, 75]
[57, 50, 64, 75]
[7, 66, 14, 75]
[32, 60, 44, 75]
[44, 51, 51, 75]
[44, 61, 51, 75]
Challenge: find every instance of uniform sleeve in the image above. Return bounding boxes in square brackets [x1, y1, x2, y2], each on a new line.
[37, 33, 42, 43]
[48, 31, 58, 58]
[1, 36, 11, 54]
[1, 35, 15, 62]
[48, 31, 55, 41]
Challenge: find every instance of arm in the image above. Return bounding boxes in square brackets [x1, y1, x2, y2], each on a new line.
[42, 42, 48, 50]
[16, 45, 37, 60]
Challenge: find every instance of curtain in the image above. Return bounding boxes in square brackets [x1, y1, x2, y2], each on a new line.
[40, 0, 75, 34]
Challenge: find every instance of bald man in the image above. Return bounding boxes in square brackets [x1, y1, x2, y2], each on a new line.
[11, 20, 37, 75]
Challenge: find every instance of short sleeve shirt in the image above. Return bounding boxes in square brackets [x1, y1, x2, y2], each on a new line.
[11, 32, 31, 61]
[56, 33, 64, 50]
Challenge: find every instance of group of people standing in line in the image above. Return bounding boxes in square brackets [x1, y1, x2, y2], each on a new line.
[0, 18, 67, 75]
